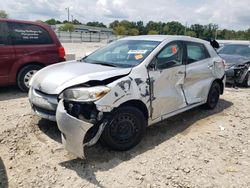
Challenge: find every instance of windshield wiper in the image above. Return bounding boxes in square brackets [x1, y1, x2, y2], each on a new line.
[90, 62, 118, 67]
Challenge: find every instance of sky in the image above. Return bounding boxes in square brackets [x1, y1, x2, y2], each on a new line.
[0, 0, 250, 30]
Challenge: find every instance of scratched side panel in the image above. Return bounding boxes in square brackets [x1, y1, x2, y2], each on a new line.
[183, 58, 214, 104]
[148, 65, 187, 120]
[94, 67, 151, 113]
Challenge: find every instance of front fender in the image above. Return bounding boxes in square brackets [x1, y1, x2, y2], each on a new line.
[95, 75, 151, 113]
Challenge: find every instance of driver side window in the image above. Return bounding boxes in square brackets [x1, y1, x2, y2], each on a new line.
[156, 42, 183, 69]
[0, 22, 8, 45]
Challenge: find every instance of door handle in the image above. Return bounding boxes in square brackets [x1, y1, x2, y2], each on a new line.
[177, 71, 185, 75]
[208, 64, 214, 68]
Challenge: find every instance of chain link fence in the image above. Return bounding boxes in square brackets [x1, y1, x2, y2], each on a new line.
[55, 31, 119, 43]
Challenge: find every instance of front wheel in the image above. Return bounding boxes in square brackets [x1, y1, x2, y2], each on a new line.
[203, 82, 220, 109]
[17, 64, 42, 92]
[101, 106, 146, 151]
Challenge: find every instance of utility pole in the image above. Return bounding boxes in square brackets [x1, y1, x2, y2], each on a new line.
[71, 15, 74, 23]
[65, 7, 70, 22]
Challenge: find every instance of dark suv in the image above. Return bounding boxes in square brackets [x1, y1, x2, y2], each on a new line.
[0, 19, 65, 91]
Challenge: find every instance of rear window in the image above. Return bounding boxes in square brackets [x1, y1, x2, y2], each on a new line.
[8, 22, 53, 45]
[186, 42, 210, 64]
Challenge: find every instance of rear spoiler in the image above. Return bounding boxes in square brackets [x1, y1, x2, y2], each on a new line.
[203, 38, 220, 49]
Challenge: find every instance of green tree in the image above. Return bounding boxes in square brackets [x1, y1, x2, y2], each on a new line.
[119, 20, 134, 29]
[186, 30, 196, 37]
[163, 21, 185, 35]
[59, 23, 75, 32]
[146, 21, 164, 34]
[203, 23, 218, 38]
[0, 10, 8, 18]
[128, 28, 139, 36]
[72, 19, 81, 25]
[148, 30, 159, 35]
[87, 21, 106, 28]
[44, 19, 61, 25]
[107, 19, 250, 39]
[245, 28, 250, 40]
[109, 20, 120, 29]
[45, 18, 57, 25]
[136, 21, 146, 35]
[114, 25, 126, 35]
[190, 24, 204, 38]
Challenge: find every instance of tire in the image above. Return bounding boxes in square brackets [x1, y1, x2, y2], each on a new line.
[243, 72, 250, 87]
[101, 106, 146, 151]
[17, 64, 42, 92]
[203, 82, 220, 109]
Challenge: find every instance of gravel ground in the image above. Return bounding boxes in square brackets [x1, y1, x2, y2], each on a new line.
[0, 86, 250, 188]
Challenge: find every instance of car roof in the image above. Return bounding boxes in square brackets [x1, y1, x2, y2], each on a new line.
[217, 40, 250, 45]
[223, 43, 250, 46]
[120, 35, 209, 44]
[0, 18, 50, 29]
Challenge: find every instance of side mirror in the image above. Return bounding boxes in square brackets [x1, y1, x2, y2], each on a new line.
[147, 57, 157, 70]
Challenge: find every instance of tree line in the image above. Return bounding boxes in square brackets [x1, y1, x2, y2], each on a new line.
[1, 9, 250, 40]
[108, 20, 250, 40]
[44, 18, 250, 40]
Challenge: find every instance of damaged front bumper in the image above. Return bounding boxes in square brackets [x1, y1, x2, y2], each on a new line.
[225, 65, 249, 84]
[56, 100, 107, 158]
[29, 88, 58, 121]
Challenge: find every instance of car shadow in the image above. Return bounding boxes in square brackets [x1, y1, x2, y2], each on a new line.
[58, 99, 233, 187]
[0, 157, 8, 188]
[225, 83, 248, 89]
[0, 86, 27, 101]
[37, 119, 62, 143]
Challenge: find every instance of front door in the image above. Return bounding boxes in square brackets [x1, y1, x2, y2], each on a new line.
[0, 21, 16, 85]
[149, 41, 187, 120]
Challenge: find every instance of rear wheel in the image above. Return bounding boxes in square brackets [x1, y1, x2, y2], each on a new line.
[203, 82, 220, 109]
[243, 72, 250, 87]
[17, 64, 42, 92]
[101, 106, 146, 151]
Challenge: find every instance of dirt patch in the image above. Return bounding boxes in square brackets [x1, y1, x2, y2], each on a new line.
[0, 86, 250, 187]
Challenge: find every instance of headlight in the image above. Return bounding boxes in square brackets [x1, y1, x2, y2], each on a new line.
[60, 86, 111, 102]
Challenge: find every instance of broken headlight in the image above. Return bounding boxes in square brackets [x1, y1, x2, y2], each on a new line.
[60, 86, 111, 102]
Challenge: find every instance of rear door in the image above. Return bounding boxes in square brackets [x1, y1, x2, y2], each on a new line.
[0, 21, 16, 85]
[182, 41, 214, 104]
[8, 22, 59, 66]
[149, 41, 187, 119]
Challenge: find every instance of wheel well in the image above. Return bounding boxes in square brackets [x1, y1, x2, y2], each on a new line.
[120, 100, 149, 120]
[213, 78, 224, 94]
[16, 62, 44, 81]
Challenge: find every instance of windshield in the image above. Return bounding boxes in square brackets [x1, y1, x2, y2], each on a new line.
[83, 40, 160, 68]
[218, 44, 250, 57]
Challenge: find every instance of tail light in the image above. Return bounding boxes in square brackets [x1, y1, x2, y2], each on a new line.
[58, 46, 65, 59]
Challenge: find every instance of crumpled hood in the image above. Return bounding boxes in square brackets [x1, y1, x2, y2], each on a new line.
[30, 61, 131, 94]
[220, 54, 250, 66]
